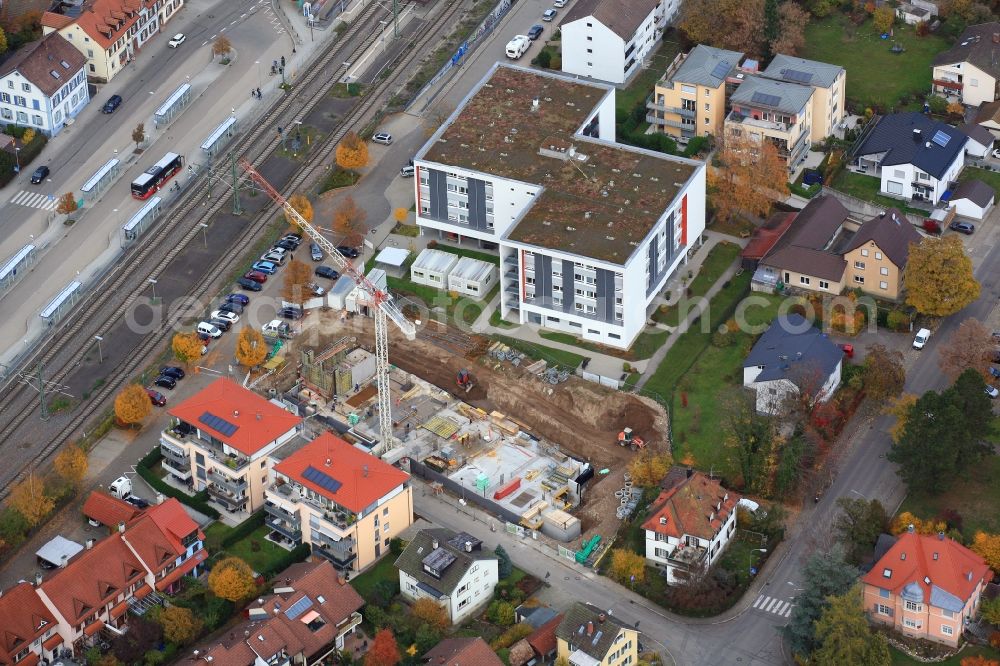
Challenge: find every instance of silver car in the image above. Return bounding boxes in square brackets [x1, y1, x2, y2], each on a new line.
[372, 132, 393, 145]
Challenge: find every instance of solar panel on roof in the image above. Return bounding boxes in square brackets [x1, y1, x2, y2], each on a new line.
[931, 130, 951, 147]
[284, 595, 314, 620]
[199, 412, 239, 437]
[751, 92, 782, 108]
[422, 548, 457, 573]
[780, 68, 813, 84]
[710, 60, 731, 80]
[302, 465, 343, 494]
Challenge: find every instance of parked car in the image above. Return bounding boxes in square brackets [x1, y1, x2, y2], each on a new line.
[279, 306, 304, 320]
[986, 385, 999, 399]
[218, 301, 243, 315]
[553, 0, 567, 6]
[315, 266, 340, 280]
[125, 496, 150, 509]
[542, 8, 557, 20]
[261, 250, 286, 265]
[281, 232, 303, 243]
[102, 94, 123, 114]
[336, 245, 360, 258]
[949, 221, 975, 235]
[275, 239, 298, 251]
[252, 260, 278, 275]
[400, 165, 415, 178]
[310, 242, 323, 261]
[227, 293, 250, 306]
[527, 24, 544, 40]
[197, 322, 223, 338]
[989, 366, 1000, 379]
[244, 270, 268, 283]
[993, 148, 1000, 159]
[159, 366, 185, 380]
[30, 166, 49, 184]
[372, 132, 393, 145]
[153, 375, 177, 390]
[307, 281, 326, 296]
[208, 318, 232, 332]
[912, 328, 930, 349]
[146, 389, 167, 406]
[237, 277, 263, 291]
[168, 33, 186, 48]
[211, 310, 239, 324]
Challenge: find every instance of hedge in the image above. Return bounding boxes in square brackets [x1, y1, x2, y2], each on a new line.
[260, 543, 311, 578]
[136, 448, 221, 518]
[220, 511, 266, 547]
[0, 130, 48, 188]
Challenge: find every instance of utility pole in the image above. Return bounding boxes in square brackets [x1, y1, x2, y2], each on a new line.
[393, 0, 399, 38]
[230, 151, 243, 215]
[37, 362, 47, 420]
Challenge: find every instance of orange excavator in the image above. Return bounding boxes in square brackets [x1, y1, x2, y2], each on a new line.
[457, 369, 475, 393]
[617, 427, 646, 451]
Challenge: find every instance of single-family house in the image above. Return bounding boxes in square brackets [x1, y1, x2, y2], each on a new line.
[958, 122, 994, 158]
[396, 528, 499, 625]
[560, 0, 673, 85]
[642, 470, 740, 584]
[949, 179, 996, 220]
[861, 529, 992, 647]
[840, 208, 923, 299]
[647, 44, 745, 140]
[555, 602, 640, 666]
[849, 112, 967, 204]
[761, 54, 846, 142]
[526, 613, 562, 664]
[725, 75, 815, 169]
[183, 560, 364, 664]
[743, 314, 844, 413]
[0, 32, 89, 137]
[932, 22, 1000, 107]
[423, 637, 503, 666]
[410, 248, 459, 289]
[448, 256, 497, 299]
[0, 582, 61, 666]
[974, 99, 1000, 138]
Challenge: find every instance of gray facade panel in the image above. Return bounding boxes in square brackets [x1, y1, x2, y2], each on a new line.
[561, 259, 574, 314]
[647, 240, 660, 296]
[468, 177, 489, 231]
[537, 254, 553, 308]
[596, 268, 616, 324]
[425, 168, 449, 223]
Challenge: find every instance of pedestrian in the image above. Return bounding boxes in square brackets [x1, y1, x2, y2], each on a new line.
[250, 89, 254, 98]
[257, 87, 262, 98]
[292, 47, 296, 54]
[280, 55, 286, 68]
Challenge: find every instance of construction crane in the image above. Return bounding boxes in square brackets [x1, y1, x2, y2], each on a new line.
[238, 158, 416, 455]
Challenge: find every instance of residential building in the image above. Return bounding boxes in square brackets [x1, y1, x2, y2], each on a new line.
[423, 637, 503, 666]
[761, 54, 846, 142]
[0, 582, 61, 666]
[974, 99, 1000, 138]
[850, 113, 967, 204]
[42, 0, 184, 83]
[931, 22, 1000, 106]
[160, 377, 302, 513]
[840, 209, 923, 298]
[396, 528, 499, 625]
[0, 33, 89, 136]
[414, 64, 706, 349]
[743, 314, 844, 414]
[647, 44, 745, 140]
[958, 122, 994, 158]
[121, 498, 207, 596]
[949, 179, 995, 220]
[861, 530, 992, 647]
[725, 75, 814, 170]
[559, 0, 673, 85]
[266, 432, 413, 572]
[642, 470, 740, 583]
[555, 602, 640, 666]
[184, 560, 364, 664]
[526, 613, 562, 664]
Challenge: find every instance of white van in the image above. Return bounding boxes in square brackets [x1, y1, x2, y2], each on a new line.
[506, 35, 530, 59]
[262, 320, 292, 339]
[197, 322, 223, 338]
[913, 328, 930, 349]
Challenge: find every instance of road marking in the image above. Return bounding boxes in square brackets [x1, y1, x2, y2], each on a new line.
[10, 190, 57, 210]
[753, 594, 794, 618]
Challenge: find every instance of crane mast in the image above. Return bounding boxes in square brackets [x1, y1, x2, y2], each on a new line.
[239, 158, 416, 455]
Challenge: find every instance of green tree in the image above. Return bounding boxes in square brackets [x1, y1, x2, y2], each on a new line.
[0, 27, 8, 55]
[495, 544, 513, 579]
[725, 393, 776, 494]
[784, 545, 858, 657]
[980, 595, 1000, 625]
[537, 48, 552, 69]
[763, 0, 780, 58]
[947, 368, 993, 450]
[414, 623, 441, 654]
[862, 344, 905, 404]
[905, 235, 979, 316]
[812, 587, 890, 666]
[832, 497, 887, 565]
[927, 95, 949, 115]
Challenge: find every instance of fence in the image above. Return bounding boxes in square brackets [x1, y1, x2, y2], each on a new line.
[580, 370, 623, 389]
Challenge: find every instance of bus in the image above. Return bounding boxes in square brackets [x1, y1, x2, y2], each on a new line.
[131, 152, 184, 199]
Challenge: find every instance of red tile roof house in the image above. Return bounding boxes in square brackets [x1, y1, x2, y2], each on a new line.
[0, 582, 60, 666]
[642, 471, 741, 584]
[181, 560, 364, 666]
[861, 530, 992, 647]
[29, 498, 205, 657]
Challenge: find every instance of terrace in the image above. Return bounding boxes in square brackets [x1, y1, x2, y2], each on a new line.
[421, 65, 699, 265]
[162, 423, 252, 471]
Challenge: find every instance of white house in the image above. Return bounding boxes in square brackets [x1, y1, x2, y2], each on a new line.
[559, 0, 672, 85]
[413, 64, 706, 350]
[448, 256, 497, 299]
[850, 113, 967, 205]
[931, 22, 1000, 107]
[949, 179, 995, 220]
[410, 248, 459, 289]
[958, 122, 994, 158]
[396, 529, 499, 625]
[642, 471, 740, 584]
[743, 314, 844, 414]
[0, 32, 88, 136]
[896, 0, 937, 25]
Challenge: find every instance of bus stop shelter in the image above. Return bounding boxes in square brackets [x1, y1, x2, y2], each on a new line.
[121, 196, 163, 247]
[153, 83, 192, 127]
[80, 157, 121, 202]
[201, 115, 239, 157]
[0, 244, 37, 295]
[40, 280, 82, 326]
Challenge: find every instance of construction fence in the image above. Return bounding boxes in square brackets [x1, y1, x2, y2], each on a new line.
[409, 457, 523, 525]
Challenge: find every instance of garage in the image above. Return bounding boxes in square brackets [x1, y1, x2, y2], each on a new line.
[950, 179, 996, 221]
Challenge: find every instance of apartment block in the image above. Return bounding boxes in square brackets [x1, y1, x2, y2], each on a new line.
[761, 54, 846, 142]
[725, 75, 814, 170]
[414, 64, 706, 349]
[159, 377, 303, 514]
[266, 432, 413, 573]
[647, 44, 744, 140]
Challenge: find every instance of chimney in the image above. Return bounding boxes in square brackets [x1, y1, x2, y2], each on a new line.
[256, 413, 262, 420]
[465, 541, 472, 553]
[325, 458, 331, 467]
[86, 538, 95, 550]
[968, 571, 974, 581]
[586, 621, 594, 636]
[234, 410, 239, 417]
[933, 552, 939, 560]
[937, 531, 945, 540]
[156, 493, 165, 505]
[118, 521, 126, 533]
[913, 128, 921, 140]
[598, 613, 606, 623]
[34, 573, 42, 587]
[363, 464, 369, 477]
[432, 539, 439, 549]
[193, 650, 200, 657]
[60, 554, 68, 568]
[907, 523, 915, 533]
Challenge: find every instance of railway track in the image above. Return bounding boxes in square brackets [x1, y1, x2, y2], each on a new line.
[0, 0, 465, 497]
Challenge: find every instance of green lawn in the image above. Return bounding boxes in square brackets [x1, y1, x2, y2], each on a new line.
[615, 40, 683, 115]
[221, 524, 294, 574]
[800, 16, 950, 109]
[351, 554, 399, 599]
[652, 242, 742, 327]
[890, 645, 1000, 665]
[830, 170, 929, 216]
[898, 453, 1000, 536]
[432, 243, 501, 266]
[537, 327, 668, 362]
[959, 166, 1000, 194]
[492, 334, 587, 369]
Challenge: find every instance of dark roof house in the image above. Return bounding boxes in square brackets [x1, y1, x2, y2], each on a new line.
[669, 44, 744, 88]
[933, 22, 1000, 81]
[556, 603, 635, 663]
[561, 0, 659, 40]
[0, 32, 86, 98]
[743, 314, 844, 385]
[395, 529, 495, 597]
[762, 54, 844, 88]
[851, 113, 967, 180]
[760, 195, 851, 281]
[951, 179, 996, 208]
[842, 209, 922, 268]
[958, 122, 995, 147]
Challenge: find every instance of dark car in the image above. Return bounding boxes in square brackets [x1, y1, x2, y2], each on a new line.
[244, 270, 268, 283]
[275, 239, 298, 252]
[527, 24, 544, 40]
[802, 170, 824, 186]
[146, 389, 167, 406]
[30, 166, 49, 184]
[336, 245, 360, 258]
[279, 306, 304, 320]
[153, 375, 177, 390]
[237, 277, 263, 291]
[279, 234, 302, 248]
[315, 265, 340, 279]
[950, 221, 975, 235]
[102, 94, 123, 114]
[219, 301, 243, 315]
[227, 293, 250, 305]
[159, 366, 185, 380]
[125, 496, 150, 509]
[209, 317, 232, 332]
[990, 366, 1000, 379]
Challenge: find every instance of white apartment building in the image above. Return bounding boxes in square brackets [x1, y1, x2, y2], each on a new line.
[413, 64, 706, 349]
[0, 32, 88, 136]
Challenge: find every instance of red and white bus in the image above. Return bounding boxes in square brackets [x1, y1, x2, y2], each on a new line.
[131, 152, 184, 199]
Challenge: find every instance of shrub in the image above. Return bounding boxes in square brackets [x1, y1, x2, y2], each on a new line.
[885, 309, 910, 332]
[922, 219, 941, 234]
[536, 49, 552, 69]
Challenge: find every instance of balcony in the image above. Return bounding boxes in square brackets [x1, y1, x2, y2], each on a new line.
[207, 470, 247, 494]
[264, 500, 297, 524]
[646, 115, 695, 134]
[336, 611, 363, 637]
[272, 483, 355, 532]
[666, 544, 708, 571]
[206, 484, 247, 509]
[932, 78, 962, 91]
[266, 517, 302, 542]
[313, 536, 357, 570]
[161, 456, 192, 481]
[160, 442, 187, 466]
[163, 424, 253, 471]
[727, 111, 793, 134]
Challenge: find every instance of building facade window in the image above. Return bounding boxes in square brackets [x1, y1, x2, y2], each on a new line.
[941, 625, 953, 636]
[904, 601, 920, 612]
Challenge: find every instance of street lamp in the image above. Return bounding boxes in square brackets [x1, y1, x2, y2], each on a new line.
[199, 223, 209, 248]
[255, 60, 261, 89]
[379, 20, 388, 52]
[94, 335, 104, 363]
[14, 147, 20, 173]
[748, 548, 767, 575]
[148, 277, 158, 301]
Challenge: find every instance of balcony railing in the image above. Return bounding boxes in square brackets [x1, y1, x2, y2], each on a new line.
[208, 471, 247, 494]
[336, 611, 363, 636]
[646, 115, 694, 132]
[206, 484, 247, 508]
[161, 456, 192, 480]
[932, 78, 962, 91]
[160, 442, 187, 465]
[272, 483, 355, 531]
[266, 517, 302, 542]
[313, 542, 357, 570]
[666, 545, 708, 571]
[163, 425, 252, 471]
[264, 501, 297, 524]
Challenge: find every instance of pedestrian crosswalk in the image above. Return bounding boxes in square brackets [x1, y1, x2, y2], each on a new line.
[752, 594, 794, 618]
[10, 190, 57, 210]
